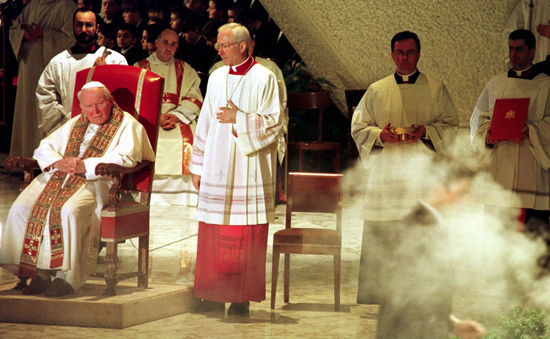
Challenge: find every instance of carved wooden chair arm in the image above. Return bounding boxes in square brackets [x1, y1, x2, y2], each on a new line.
[5, 156, 40, 192]
[95, 160, 154, 206]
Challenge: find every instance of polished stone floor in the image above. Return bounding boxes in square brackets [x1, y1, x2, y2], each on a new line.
[0, 139, 541, 338]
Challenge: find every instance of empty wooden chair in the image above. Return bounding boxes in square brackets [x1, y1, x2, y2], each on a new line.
[271, 172, 343, 311]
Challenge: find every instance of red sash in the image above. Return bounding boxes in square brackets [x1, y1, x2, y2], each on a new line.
[18, 106, 125, 277]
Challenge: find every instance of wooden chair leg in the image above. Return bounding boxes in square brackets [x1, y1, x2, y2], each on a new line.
[271, 246, 281, 309]
[284, 253, 290, 303]
[334, 252, 341, 311]
[138, 235, 149, 288]
[104, 241, 119, 296]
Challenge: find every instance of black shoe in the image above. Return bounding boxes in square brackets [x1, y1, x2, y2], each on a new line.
[195, 300, 225, 313]
[44, 278, 74, 297]
[13, 277, 28, 290]
[228, 301, 250, 315]
[22, 276, 50, 295]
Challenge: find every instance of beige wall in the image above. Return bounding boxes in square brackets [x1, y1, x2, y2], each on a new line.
[262, 0, 519, 125]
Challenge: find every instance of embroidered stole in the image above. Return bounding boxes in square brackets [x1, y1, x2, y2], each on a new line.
[18, 105, 125, 277]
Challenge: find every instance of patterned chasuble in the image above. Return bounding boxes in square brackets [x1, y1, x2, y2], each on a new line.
[18, 105, 124, 278]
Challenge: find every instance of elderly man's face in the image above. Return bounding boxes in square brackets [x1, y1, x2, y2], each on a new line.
[217, 29, 247, 66]
[80, 87, 114, 125]
[391, 38, 420, 75]
[509, 39, 535, 70]
[155, 29, 179, 62]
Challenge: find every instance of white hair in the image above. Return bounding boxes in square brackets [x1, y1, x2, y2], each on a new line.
[77, 81, 111, 101]
[219, 22, 251, 50]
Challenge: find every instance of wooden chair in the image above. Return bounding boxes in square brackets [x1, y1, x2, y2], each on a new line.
[286, 90, 341, 173]
[6, 65, 163, 296]
[271, 172, 343, 311]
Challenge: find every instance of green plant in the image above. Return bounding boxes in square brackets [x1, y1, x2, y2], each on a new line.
[458, 306, 550, 339]
[282, 59, 334, 93]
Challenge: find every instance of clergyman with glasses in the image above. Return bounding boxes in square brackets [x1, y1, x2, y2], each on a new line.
[189, 23, 283, 315]
[351, 30, 459, 305]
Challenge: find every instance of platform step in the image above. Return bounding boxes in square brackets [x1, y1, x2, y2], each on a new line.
[0, 279, 196, 328]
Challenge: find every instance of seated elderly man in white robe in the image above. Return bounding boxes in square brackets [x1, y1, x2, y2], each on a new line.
[136, 28, 203, 206]
[352, 31, 458, 305]
[0, 82, 155, 297]
[471, 29, 550, 241]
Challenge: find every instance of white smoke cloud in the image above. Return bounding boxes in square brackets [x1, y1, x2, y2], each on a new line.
[347, 150, 550, 331]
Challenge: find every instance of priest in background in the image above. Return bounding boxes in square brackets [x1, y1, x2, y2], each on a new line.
[351, 30, 459, 305]
[9, 0, 78, 157]
[470, 29, 550, 244]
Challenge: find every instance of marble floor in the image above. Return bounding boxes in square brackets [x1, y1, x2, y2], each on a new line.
[0, 155, 532, 338]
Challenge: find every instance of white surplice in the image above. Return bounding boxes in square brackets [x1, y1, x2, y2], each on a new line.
[0, 110, 155, 291]
[470, 71, 550, 210]
[351, 72, 459, 221]
[190, 59, 282, 225]
[210, 56, 288, 162]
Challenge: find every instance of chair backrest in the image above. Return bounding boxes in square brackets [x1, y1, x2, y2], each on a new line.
[286, 172, 343, 230]
[344, 89, 367, 117]
[287, 90, 330, 110]
[287, 90, 331, 142]
[72, 65, 164, 192]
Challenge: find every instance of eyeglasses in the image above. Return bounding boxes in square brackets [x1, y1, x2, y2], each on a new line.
[394, 50, 418, 57]
[214, 41, 241, 51]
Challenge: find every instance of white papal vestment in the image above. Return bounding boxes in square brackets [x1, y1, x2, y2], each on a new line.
[0, 110, 154, 290]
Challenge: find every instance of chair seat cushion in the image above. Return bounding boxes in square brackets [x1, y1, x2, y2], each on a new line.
[273, 228, 340, 246]
[101, 201, 149, 241]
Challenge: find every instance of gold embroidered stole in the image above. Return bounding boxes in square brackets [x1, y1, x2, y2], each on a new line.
[19, 105, 125, 277]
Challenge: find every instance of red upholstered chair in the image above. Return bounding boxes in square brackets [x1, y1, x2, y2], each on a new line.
[271, 172, 343, 311]
[6, 65, 163, 296]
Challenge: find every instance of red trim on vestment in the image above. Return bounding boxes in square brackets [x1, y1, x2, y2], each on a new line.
[229, 56, 256, 75]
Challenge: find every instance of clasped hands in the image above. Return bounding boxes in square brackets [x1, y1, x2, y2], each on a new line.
[22, 22, 44, 42]
[216, 99, 238, 124]
[53, 157, 86, 175]
[379, 123, 426, 143]
[160, 113, 179, 130]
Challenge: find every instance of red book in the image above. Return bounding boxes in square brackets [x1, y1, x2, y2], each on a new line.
[489, 98, 530, 141]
